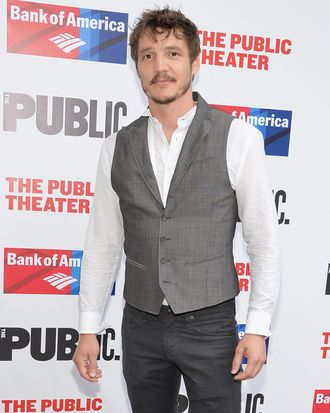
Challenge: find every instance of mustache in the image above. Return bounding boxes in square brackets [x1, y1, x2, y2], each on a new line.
[150, 73, 176, 85]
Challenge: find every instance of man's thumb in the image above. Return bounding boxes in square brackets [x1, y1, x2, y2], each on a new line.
[88, 360, 98, 378]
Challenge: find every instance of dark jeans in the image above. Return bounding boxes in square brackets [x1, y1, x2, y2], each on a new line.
[122, 299, 241, 413]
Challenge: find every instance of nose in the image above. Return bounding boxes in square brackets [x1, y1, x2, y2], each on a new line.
[153, 53, 168, 72]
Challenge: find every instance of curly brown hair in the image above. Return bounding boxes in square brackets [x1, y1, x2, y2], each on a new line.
[129, 7, 200, 66]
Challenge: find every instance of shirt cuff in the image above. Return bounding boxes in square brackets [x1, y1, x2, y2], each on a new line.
[244, 310, 272, 337]
[79, 311, 107, 334]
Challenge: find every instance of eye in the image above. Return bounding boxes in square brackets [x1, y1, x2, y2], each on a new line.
[170, 51, 178, 57]
[144, 53, 152, 60]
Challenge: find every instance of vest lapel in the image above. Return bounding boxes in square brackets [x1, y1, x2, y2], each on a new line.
[168, 94, 213, 198]
[129, 118, 164, 208]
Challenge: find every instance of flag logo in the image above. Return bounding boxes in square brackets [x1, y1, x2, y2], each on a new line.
[49, 33, 86, 54]
[43, 273, 78, 290]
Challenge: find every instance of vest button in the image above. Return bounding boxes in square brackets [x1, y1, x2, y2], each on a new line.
[160, 236, 167, 242]
[160, 257, 167, 264]
[161, 216, 167, 221]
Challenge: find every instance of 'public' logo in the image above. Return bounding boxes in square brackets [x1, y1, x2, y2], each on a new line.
[325, 264, 330, 295]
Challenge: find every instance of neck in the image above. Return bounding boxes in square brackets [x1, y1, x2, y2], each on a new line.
[148, 90, 195, 142]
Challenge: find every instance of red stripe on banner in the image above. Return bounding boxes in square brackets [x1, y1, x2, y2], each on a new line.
[7, 0, 80, 59]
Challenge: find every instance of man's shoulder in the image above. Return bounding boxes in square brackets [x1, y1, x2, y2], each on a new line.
[194, 92, 235, 124]
[209, 105, 235, 123]
[117, 115, 147, 136]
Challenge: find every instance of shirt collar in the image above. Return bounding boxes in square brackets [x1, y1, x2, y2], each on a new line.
[142, 104, 197, 129]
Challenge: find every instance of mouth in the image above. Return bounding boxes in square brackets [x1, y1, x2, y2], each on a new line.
[151, 74, 175, 85]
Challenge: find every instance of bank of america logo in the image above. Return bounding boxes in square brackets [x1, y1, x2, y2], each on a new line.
[7, 1, 128, 64]
[43, 273, 78, 290]
[212, 104, 292, 157]
[49, 33, 86, 54]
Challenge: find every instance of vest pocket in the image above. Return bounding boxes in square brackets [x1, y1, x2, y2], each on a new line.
[126, 256, 145, 270]
[185, 254, 224, 265]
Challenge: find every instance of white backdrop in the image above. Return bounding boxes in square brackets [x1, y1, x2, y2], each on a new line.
[1, 1, 329, 413]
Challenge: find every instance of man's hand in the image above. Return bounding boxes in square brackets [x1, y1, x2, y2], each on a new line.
[73, 334, 102, 382]
[231, 333, 266, 380]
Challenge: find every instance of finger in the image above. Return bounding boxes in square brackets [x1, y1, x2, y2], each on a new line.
[86, 358, 99, 380]
[234, 356, 257, 380]
[231, 344, 244, 375]
[92, 368, 103, 379]
[74, 358, 99, 382]
[231, 341, 246, 374]
[250, 359, 265, 378]
[234, 358, 264, 381]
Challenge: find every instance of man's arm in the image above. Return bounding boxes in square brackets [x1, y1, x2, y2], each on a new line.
[227, 118, 280, 380]
[73, 134, 124, 381]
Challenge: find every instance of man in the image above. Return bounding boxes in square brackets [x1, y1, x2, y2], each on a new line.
[73, 7, 280, 413]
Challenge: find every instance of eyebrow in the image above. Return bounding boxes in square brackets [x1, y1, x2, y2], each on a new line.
[138, 45, 185, 55]
[138, 47, 153, 55]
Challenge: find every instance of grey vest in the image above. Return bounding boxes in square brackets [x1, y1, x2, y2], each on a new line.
[111, 92, 239, 314]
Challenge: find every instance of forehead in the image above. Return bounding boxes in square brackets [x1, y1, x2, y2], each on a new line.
[138, 29, 188, 51]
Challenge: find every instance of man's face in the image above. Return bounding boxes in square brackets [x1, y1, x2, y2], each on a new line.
[136, 29, 200, 105]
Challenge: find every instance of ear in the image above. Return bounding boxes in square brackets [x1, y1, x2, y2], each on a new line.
[191, 56, 200, 76]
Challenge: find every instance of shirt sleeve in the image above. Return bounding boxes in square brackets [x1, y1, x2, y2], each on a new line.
[79, 133, 124, 334]
[227, 118, 280, 337]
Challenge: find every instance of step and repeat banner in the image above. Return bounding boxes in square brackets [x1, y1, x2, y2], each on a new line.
[1, 1, 329, 412]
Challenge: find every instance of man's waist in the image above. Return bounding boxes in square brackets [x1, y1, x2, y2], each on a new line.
[125, 298, 236, 320]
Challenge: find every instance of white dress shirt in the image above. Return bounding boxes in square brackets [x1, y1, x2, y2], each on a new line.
[79, 105, 280, 337]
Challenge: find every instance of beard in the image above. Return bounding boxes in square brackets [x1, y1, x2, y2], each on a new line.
[142, 72, 192, 105]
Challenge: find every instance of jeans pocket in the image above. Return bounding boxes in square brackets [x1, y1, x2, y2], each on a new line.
[187, 302, 237, 337]
[190, 319, 236, 337]
[122, 305, 139, 328]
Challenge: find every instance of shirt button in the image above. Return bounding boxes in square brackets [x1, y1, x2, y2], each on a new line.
[160, 237, 167, 242]
[161, 216, 167, 221]
[160, 258, 167, 264]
